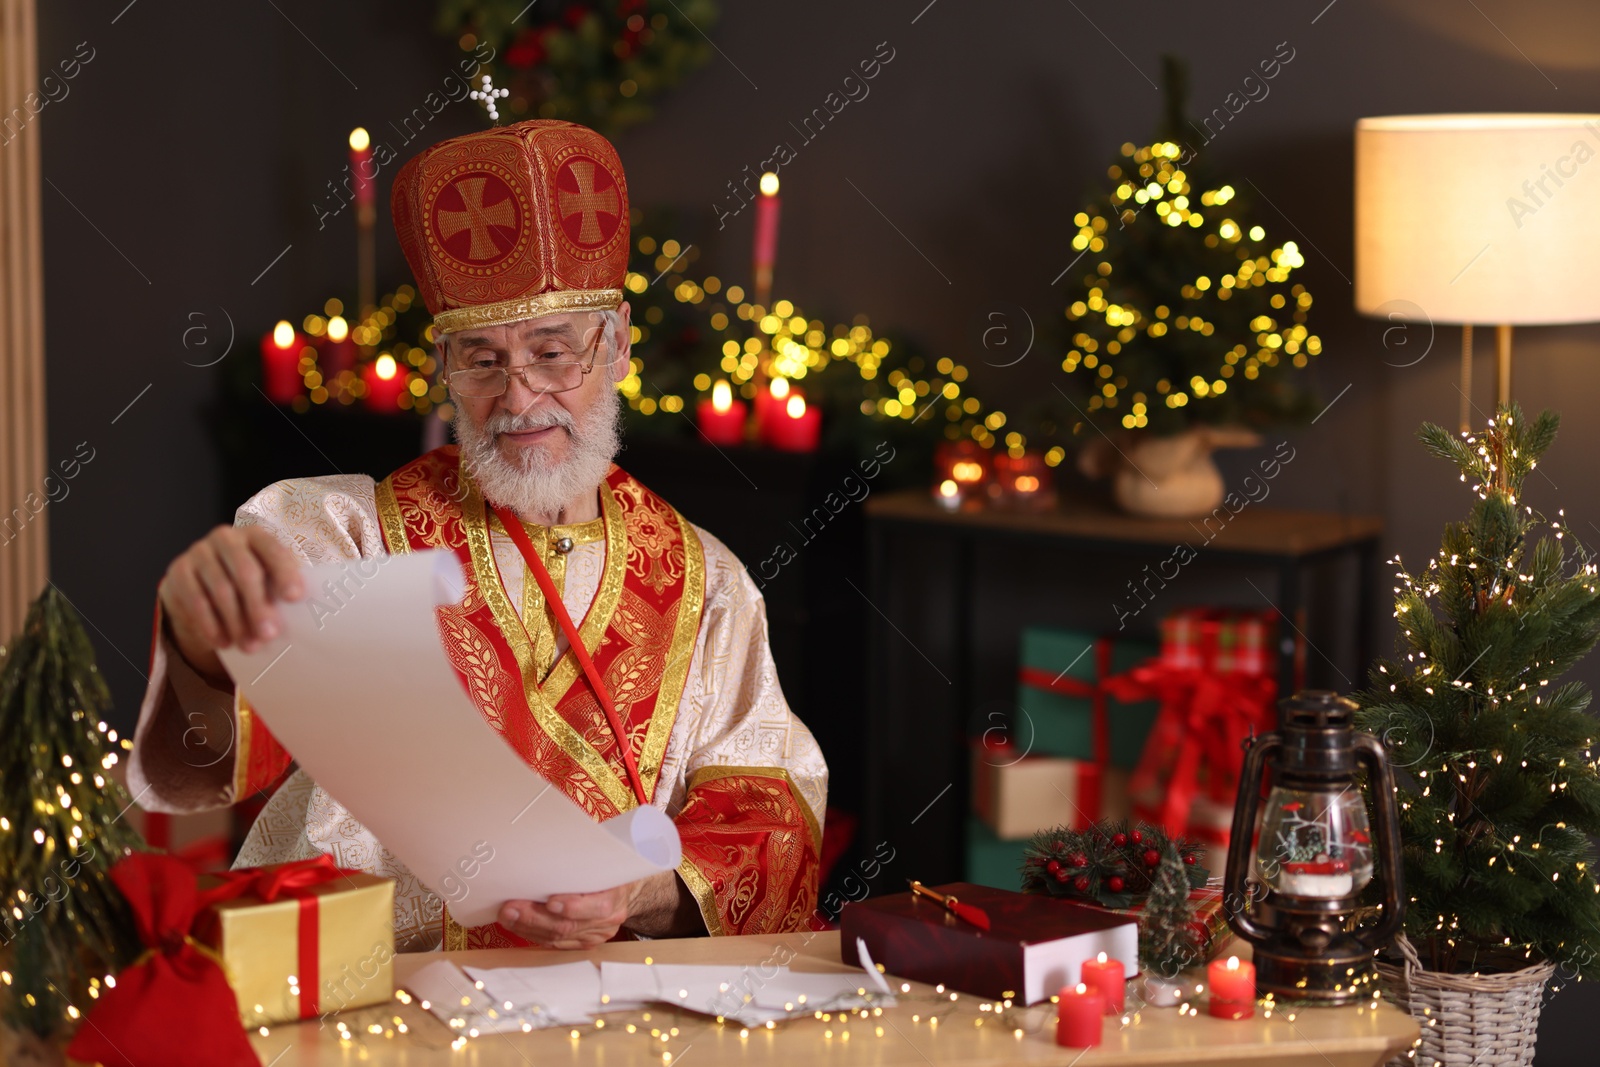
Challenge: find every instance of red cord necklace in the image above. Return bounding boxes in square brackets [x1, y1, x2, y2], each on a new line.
[490, 502, 648, 807]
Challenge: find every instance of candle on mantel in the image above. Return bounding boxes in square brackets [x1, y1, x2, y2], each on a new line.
[764, 392, 821, 452]
[755, 374, 788, 431]
[1055, 983, 1104, 1048]
[1207, 955, 1256, 1019]
[936, 479, 961, 511]
[696, 379, 747, 446]
[1080, 952, 1125, 1015]
[932, 439, 989, 508]
[362, 353, 407, 413]
[752, 172, 780, 307]
[349, 126, 374, 209]
[260, 320, 303, 404]
[320, 314, 357, 379]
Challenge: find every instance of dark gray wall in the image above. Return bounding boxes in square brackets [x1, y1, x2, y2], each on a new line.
[30, 2, 1600, 1059]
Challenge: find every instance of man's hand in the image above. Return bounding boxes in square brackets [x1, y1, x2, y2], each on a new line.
[157, 525, 305, 684]
[497, 870, 699, 949]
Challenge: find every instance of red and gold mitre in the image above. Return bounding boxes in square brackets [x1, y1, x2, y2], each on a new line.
[390, 119, 629, 334]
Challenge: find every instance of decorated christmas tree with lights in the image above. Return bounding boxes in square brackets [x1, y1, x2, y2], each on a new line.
[0, 588, 143, 1040]
[1059, 59, 1319, 435]
[1356, 405, 1600, 976]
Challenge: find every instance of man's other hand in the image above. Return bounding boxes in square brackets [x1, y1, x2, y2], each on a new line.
[158, 525, 305, 683]
[498, 870, 688, 949]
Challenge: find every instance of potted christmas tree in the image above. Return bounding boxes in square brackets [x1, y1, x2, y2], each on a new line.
[1060, 58, 1320, 517]
[0, 588, 144, 1064]
[1356, 405, 1600, 1065]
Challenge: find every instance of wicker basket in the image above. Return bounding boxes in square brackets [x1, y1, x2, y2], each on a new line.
[1376, 934, 1555, 1067]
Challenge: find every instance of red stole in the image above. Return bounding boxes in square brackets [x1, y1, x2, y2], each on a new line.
[374, 446, 706, 946]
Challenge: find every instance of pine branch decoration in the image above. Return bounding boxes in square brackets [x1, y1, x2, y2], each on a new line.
[1020, 819, 1207, 908]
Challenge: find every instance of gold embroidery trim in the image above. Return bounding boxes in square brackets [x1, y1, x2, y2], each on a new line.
[463, 474, 633, 814]
[441, 905, 467, 951]
[636, 511, 705, 795]
[231, 692, 255, 802]
[686, 765, 825, 855]
[676, 856, 725, 937]
[374, 474, 409, 556]
[432, 288, 624, 334]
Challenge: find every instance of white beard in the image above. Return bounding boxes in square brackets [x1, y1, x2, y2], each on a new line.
[454, 386, 622, 521]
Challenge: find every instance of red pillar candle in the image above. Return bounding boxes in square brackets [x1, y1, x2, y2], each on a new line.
[349, 127, 374, 209]
[362, 353, 407, 413]
[696, 379, 748, 446]
[1080, 952, 1126, 1015]
[752, 172, 780, 305]
[754, 374, 787, 435]
[319, 314, 357, 379]
[1055, 983, 1104, 1048]
[764, 393, 820, 452]
[1207, 955, 1256, 1019]
[260, 320, 303, 404]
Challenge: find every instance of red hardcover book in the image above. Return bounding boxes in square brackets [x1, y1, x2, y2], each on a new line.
[839, 882, 1138, 1005]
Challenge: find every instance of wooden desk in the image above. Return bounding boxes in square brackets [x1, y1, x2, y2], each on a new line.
[247, 931, 1418, 1066]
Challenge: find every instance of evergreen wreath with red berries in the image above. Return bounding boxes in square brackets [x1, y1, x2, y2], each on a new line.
[1019, 820, 1208, 908]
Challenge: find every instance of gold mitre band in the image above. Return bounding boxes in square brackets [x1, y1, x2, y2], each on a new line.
[431, 288, 625, 335]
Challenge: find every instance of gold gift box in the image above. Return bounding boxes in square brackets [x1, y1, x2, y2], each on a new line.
[196, 866, 395, 1027]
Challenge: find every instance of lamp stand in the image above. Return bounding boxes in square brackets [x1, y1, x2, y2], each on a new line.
[1458, 324, 1473, 433]
[1496, 323, 1513, 411]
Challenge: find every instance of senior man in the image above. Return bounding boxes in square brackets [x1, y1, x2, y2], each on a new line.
[128, 120, 826, 951]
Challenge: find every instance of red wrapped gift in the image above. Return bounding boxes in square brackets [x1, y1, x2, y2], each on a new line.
[1122, 610, 1279, 843]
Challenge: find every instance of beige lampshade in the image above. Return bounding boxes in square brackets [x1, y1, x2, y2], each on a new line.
[1355, 114, 1600, 325]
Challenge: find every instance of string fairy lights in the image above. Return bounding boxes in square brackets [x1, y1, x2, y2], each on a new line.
[1059, 141, 1320, 436]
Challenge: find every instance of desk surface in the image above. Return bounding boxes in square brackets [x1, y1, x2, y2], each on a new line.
[248, 931, 1418, 1067]
[865, 490, 1383, 558]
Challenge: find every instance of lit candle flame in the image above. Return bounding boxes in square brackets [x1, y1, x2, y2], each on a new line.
[1096, 952, 1108, 964]
[769, 376, 790, 400]
[786, 395, 806, 419]
[1015, 475, 1040, 493]
[375, 354, 397, 380]
[349, 127, 370, 151]
[951, 461, 984, 482]
[759, 172, 779, 197]
[712, 379, 732, 414]
[272, 320, 295, 348]
[327, 315, 349, 342]
[1226, 956, 1240, 971]
[1075, 983, 1089, 995]
[939, 480, 958, 498]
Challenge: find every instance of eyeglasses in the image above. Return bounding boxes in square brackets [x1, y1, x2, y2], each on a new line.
[445, 326, 605, 398]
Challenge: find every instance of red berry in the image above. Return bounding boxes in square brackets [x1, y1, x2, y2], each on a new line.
[1143, 849, 1161, 867]
[1130, 830, 1144, 844]
[1107, 875, 1125, 892]
[1053, 868, 1070, 883]
[1068, 852, 1088, 868]
[1073, 876, 1090, 892]
[1183, 854, 1197, 865]
[1046, 859, 1062, 875]
[1111, 832, 1128, 848]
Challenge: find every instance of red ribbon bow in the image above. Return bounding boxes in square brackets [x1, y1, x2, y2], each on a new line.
[65, 852, 261, 1067]
[1125, 660, 1276, 835]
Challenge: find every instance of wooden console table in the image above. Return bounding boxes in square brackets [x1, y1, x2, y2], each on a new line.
[862, 490, 1383, 882]
[246, 931, 1418, 1066]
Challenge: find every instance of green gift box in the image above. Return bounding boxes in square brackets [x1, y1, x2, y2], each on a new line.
[964, 816, 1029, 891]
[1015, 629, 1160, 769]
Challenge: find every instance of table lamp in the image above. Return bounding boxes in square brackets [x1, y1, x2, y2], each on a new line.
[1355, 114, 1600, 430]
